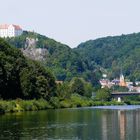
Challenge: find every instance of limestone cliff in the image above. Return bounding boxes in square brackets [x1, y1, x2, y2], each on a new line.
[21, 37, 48, 61]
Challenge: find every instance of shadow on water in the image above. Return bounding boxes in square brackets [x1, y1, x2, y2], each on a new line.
[1, 106, 140, 140]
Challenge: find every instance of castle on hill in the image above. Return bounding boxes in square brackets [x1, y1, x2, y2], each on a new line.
[0, 24, 23, 38]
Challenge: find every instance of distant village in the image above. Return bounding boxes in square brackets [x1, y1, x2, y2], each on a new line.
[100, 73, 140, 92]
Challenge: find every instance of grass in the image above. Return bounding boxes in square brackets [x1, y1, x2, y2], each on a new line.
[0, 99, 53, 114]
[0, 95, 136, 114]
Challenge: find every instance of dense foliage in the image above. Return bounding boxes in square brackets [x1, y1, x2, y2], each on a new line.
[0, 38, 56, 100]
[0, 96, 124, 114]
[5, 31, 91, 82]
[2, 30, 140, 113]
[69, 77, 93, 97]
[95, 88, 111, 101]
[7, 31, 140, 85]
[76, 33, 140, 80]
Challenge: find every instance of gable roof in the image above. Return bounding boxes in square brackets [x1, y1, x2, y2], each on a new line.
[0, 24, 22, 30]
[12, 25, 22, 30]
[0, 24, 9, 29]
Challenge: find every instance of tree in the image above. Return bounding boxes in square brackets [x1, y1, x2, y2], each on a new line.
[56, 82, 71, 99]
[96, 88, 111, 101]
[70, 78, 85, 96]
[0, 38, 56, 100]
[84, 82, 94, 97]
[20, 61, 57, 100]
[111, 85, 129, 92]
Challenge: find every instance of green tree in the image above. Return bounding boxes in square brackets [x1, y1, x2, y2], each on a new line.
[96, 88, 111, 101]
[111, 85, 129, 92]
[84, 82, 94, 97]
[56, 82, 71, 99]
[70, 78, 85, 96]
[0, 38, 56, 100]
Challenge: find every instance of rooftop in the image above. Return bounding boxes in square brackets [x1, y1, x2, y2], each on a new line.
[0, 24, 22, 30]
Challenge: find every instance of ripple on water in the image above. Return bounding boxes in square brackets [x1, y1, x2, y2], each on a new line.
[91, 105, 140, 110]
[47, 123, 87, 129]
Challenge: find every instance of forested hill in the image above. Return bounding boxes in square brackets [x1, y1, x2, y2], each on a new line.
[75, 32, 140, 80]
[5, 31, 140, 83]
[0, 38, 56, 100]
[5, 31, 92, 82]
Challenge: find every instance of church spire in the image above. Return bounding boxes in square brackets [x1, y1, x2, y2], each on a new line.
[119, 69, 126, 87]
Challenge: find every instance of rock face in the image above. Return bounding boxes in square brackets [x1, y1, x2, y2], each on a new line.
[21, 37, 48, 61]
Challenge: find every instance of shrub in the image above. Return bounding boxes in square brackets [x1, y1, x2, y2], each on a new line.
[50, 97, 60, 108]
[60, 100, 72, 108]
[71, 94, 92, 107]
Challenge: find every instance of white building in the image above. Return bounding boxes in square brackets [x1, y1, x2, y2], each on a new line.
[0, 24, 23, 38]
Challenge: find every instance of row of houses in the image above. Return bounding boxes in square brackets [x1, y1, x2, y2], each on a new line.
[100, 74, 140, 92]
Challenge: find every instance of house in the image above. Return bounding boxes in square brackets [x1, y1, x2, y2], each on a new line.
[99, 79, 112, 88]
[0, 24, 23, 38]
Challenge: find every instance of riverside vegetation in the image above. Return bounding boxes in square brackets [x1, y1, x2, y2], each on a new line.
[1, 31, 140, 114]
[0, 38, 123, 114]
[0, 38, 105, 113]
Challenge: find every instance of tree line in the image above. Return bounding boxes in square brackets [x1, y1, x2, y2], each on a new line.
[0, 38, 96, 101]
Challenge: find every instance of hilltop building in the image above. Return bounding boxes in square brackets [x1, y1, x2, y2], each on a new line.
[0, 24, 23, 38]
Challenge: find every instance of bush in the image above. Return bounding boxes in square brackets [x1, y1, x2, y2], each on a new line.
[71, 94, 92, 107]
[0, 99, 53, 113]
[60, 100, 72, 108]
[32, 99, 52, 109]
[50, 97, 61, 108]
[95, 88, 111, 101]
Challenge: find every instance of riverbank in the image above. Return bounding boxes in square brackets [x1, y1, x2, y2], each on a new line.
[0, 99, 52, 114]
[1, 94, 140, 114]
[0, 94, 128, 114]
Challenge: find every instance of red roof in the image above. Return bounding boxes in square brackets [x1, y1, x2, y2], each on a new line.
[0, 24, 9, 29]
[12, 25, 22, 30]
[0, 24, 22, 30]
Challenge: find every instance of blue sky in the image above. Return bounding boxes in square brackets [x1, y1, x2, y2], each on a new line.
[1, 0, 140, 48]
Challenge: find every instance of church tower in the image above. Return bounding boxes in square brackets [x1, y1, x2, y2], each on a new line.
[119, 73, 126, 87]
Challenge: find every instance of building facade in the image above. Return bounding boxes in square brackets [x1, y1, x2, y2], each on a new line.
[0, 24, 23, 38]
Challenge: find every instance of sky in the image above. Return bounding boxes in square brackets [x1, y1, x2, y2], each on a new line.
[1, 0, 140, 48]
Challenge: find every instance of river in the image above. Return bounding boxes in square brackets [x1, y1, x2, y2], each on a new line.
[1, 105, 140, 140]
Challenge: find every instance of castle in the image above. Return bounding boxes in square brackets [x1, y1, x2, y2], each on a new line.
[0, 24, 23, 38]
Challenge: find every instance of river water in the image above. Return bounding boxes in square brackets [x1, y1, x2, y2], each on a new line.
[1, 105, 140, 140]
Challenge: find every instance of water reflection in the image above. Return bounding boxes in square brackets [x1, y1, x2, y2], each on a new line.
[1, 107, 140, 139]
[118, 111, 126, 140]
[100, 108, 140, 140]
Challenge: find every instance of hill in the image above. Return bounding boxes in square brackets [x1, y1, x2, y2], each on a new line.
[75, 33, 140, 81]
[6, 31, 140, 85]
[5, 31, 92, 81]
[0, 38, 56, 100]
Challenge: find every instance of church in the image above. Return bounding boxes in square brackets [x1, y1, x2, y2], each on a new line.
[119, 73, 126, 87]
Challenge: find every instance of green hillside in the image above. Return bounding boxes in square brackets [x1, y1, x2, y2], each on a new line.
[75, 33, 140, 81]
[0, 38, 56, 100]
[6, 31, 140, 85]
[5, 31, 92, 82]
